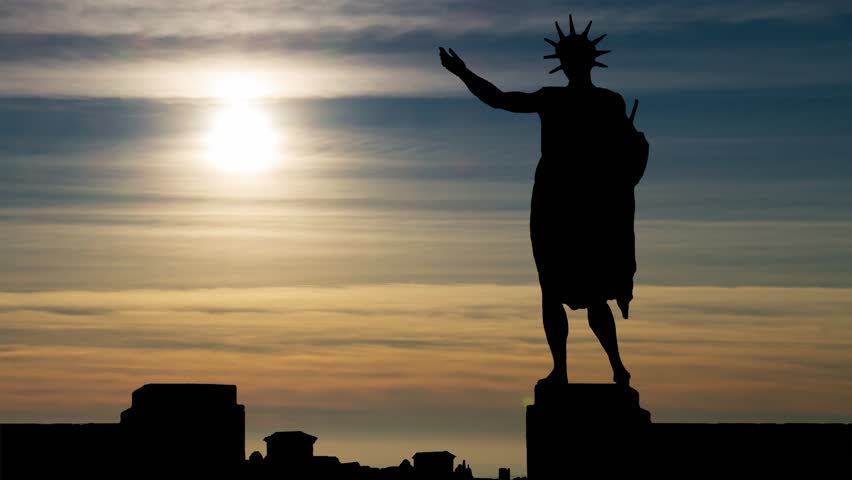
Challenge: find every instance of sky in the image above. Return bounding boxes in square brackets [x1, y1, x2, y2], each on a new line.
[1, 0, 852, 476]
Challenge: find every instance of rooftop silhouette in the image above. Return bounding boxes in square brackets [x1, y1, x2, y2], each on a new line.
[0, 383, 511, 480]
[1, 383, 849, 479]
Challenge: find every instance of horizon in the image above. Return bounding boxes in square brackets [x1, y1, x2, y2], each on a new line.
[2, 1, 852, 475]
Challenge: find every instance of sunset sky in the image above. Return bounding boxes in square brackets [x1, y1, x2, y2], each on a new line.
[1, 0, 852, 475]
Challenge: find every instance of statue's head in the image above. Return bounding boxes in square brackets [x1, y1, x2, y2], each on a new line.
[544, 15, 610, 81]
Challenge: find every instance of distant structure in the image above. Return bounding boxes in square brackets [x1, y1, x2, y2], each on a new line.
[264, 430, 317, 468]
[0, 384, 496, 480]
[413, 450, 456, 479]
[454, 459, 474, 479]
[264, 430, 317, 459]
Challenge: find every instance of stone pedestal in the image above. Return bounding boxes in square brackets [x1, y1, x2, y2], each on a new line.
[526, 382, 651, 480]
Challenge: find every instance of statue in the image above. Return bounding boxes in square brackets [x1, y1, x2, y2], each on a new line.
[440, 16, 649, 386]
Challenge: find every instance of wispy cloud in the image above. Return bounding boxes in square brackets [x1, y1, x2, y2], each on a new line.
[1, 1, 851, 96]
[3, 1, 850, 36]
[1, 97, 850, 290]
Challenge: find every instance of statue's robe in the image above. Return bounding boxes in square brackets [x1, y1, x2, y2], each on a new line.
[530, 85, 647, 313]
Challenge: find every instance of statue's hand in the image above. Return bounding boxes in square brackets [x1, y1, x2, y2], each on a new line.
[439, 47, 467, 76]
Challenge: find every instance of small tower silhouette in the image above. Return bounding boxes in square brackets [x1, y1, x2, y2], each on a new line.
[264, 430, 317, 473]
[413, 451, 455, 479]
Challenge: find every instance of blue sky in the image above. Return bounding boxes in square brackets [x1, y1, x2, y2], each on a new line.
[1, 1, 851, 476]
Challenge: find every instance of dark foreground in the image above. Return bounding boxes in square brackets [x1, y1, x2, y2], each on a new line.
[1, 383, 850, 479]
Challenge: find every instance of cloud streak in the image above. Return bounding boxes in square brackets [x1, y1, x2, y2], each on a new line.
[3, 0, 850, 36]
[2, 97, 851, 290]
[1, 1, 851, 96]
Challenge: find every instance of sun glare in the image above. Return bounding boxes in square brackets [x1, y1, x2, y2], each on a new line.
[206, 103, 279, 173]
[205, 76, 279, 174]
[211, 75, 269, 102]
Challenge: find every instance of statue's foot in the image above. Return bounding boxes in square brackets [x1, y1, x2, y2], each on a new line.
[538, 368, 568, 387]
[613, 367, 631, 386]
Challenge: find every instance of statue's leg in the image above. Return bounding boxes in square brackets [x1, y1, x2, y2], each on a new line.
[587, 301, 631, 385]
[541, 289, 568, 383]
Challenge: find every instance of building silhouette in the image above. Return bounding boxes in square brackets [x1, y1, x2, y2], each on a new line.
[2, 382, 849, 479]
[121, 383, 245, 478]
[0, 383, 502, 479]
[413, 450, 456, 479]
[0, 383, 246, 480]
[264, 430, 317, 459]
[264, 430, 317, 470]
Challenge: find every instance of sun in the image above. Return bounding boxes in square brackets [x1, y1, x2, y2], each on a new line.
[205, 76, 279, 174]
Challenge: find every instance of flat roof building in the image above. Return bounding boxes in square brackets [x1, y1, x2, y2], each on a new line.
[413, 451, 455, 479]
[264, 430, 317, 467]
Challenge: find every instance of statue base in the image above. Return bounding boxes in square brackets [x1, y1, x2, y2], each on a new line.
[526, 382, 651, 479]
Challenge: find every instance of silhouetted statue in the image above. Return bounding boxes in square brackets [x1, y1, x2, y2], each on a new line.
[440, 16, 649, 386]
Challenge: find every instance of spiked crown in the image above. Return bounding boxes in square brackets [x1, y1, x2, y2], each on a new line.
[544, 15, 610, 74]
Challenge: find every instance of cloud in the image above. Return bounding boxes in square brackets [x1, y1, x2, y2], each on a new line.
[0, 31, 460, 62]
[0, 306, 113, 316]
[0, 1, 851, 96]
[1, 97, 851, 291]
[2, 1, 850, 37]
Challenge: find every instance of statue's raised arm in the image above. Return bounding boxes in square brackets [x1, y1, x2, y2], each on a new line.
[439, 47, 540, 113]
